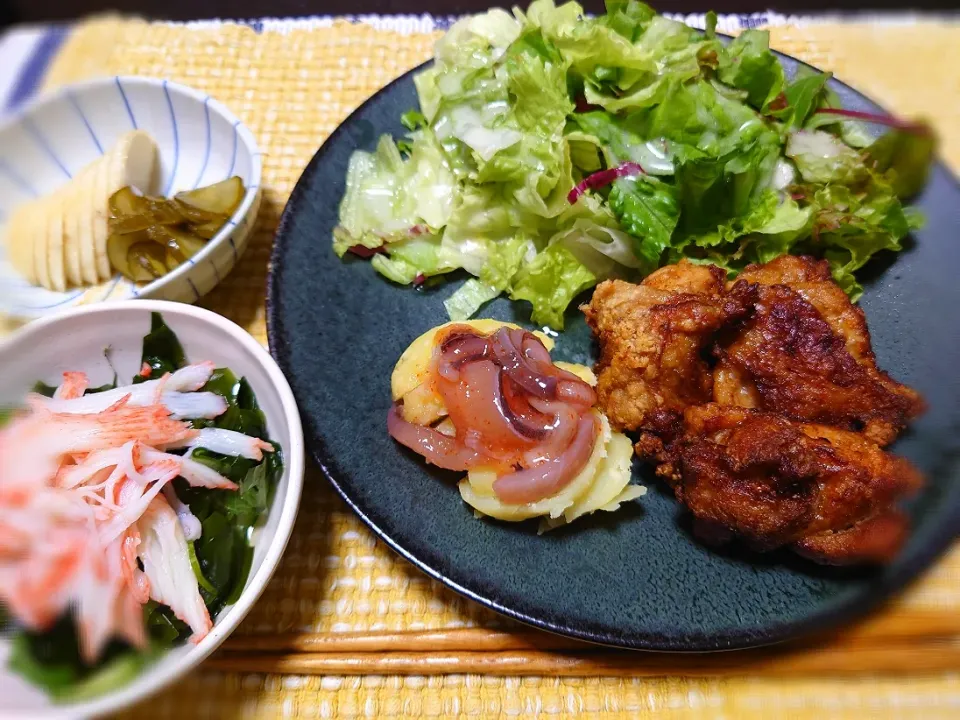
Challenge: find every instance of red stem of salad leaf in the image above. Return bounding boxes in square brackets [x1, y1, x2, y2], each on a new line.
[766, 93, 788, 112]
[575, 96, 602, 113]
[347, 244, 385, 258]
[568, 162, 645, 204]
[815, 108, 931, 135]
[349, 226, 425, 260]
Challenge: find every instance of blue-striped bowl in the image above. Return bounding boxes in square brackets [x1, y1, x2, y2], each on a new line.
[0, 76, 262, 319]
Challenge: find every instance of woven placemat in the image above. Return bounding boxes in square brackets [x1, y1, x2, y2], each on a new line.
[25, 15, 960, 719]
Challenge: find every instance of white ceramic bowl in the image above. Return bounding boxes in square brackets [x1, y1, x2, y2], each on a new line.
[0, 301, 303, 718]
[0, 77, 262, 320]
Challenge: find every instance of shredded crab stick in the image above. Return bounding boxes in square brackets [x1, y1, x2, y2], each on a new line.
[173, 427, 275, 461]
[1, 398, 197, 488]
[141, 447, 238, 490]
[0, 356, 274, 663]
[98, 458, 183, 545]
[38, 389, 228, 421]
[40, 390, 228, 421]
[53, 371, 90, 400]
[36, 362, 224, 418]
[137, 496, 213, 641]
[162, 485, 202, 541]
[58, 444, 238, 493]
[75, 534, 147, 659]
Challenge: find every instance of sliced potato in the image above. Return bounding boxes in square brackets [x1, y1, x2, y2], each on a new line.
[175, 176, 244, 216]
[554, 361, 597, 386]
[546, 431, 639, 527]
[458, 411, 612, 522]
[399, 382, 447, 426]
[46, 192, 66, 291]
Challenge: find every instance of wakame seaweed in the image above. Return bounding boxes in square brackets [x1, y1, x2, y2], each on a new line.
[134, 311, 186, 382]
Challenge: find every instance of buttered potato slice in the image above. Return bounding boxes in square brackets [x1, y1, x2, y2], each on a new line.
[399, 382, 448, 426]
[462, 418, 644, 530]
[389, 319, 645, 530]
[458, 412, 612, 522]
[554, 361, 597, 386]
[542, 431, 644, 529]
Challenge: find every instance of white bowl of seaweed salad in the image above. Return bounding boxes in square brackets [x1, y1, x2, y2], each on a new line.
[0, 301, 304, 717]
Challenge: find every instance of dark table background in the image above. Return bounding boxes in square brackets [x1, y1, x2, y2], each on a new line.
[2, 0, 958, 25]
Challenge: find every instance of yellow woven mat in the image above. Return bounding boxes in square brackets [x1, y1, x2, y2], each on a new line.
[28, 15, 960, 719]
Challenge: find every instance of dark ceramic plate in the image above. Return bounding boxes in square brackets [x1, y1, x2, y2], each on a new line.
[268, 56, 960, 651]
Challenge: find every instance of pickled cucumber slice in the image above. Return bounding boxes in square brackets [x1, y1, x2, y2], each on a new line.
[190, 217, 230, 239]
[127, 241, 167, 281]
[97, 131, 158, 279]
[107, 230, 149, 282]
[147, 225, 206, 262]
[109, 188, 184, 234]
[175, 176, 244, 217]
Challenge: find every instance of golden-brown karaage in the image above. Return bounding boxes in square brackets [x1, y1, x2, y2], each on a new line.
[717, 257, 924, 445]
[582, 262, 752, 434]
[585, 255, 925, 565]
[649, 404, 922, 564]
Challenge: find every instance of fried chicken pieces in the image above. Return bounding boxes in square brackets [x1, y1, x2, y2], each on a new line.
[583, 256, 925, 565]
[716, 258, 924, 446]
[653, 405, 922, 564]
[583, 263, 753, 433]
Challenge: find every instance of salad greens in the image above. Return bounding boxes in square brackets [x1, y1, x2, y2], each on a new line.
[333, 0, 935, 327]
[4, 313, 283, 702]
